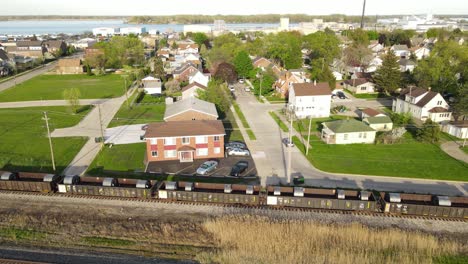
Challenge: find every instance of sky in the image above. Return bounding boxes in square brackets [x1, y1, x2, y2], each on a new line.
[2, 0, 468, 16]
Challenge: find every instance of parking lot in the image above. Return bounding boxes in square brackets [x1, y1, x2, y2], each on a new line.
[146, 155, 257, 178]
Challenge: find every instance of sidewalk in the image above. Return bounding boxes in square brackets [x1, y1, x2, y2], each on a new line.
[440, 141, 468, 163]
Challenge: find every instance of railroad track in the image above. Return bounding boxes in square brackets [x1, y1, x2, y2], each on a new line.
[1, 190, 466, 223]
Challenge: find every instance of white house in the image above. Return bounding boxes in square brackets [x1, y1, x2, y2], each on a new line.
[189, 70, 210, 87]
[368, 42, 384, 54]
[391, 45, 410, 58]
[363, 116, 393, 131]
[181, 82, 207, 100]
[414, 47, 430, 60]
[177, 43, 199, 55]
[392, 87, 451, 122]
[142, 76, 162, 95]
[366, 56, 383, 73]
[332, 71, 343, 81]
[92, 27, 119, 36]
[360, 108, 386, 120]
[399, 59, 416, 72]
[288, 82, 331, 119]
[343, 78, 376, 94]
[442, 121, 468, 139]
[70, 38, 96, 49]
[321, 119, 376, 144]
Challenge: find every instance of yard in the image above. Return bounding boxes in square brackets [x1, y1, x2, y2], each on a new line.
[292, 131, 468, 181]
[0, 74, 126, 102]
[0, 106, 90, 173]
[87, 143, 146, 175]
[108, 92, 166, 128]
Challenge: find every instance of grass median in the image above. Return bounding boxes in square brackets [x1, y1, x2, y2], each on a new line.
[269, 111, 288, 132]
[232, 102, 256, 140]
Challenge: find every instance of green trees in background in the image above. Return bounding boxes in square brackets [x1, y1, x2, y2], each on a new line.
[373, 51, 401, 95]
[233, 50, 253, 79]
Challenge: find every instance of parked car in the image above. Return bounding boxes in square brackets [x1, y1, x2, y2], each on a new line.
[230, 161, 249, 177]
[227, 147, 250, 156]
[196, 160, 218, 175]
[282, 138, 294, 147]
[238, 79, 245, 84]
[225, 141, 247, 150]
[229, 85, 235, 92]
[337, 91, 346, 99]
[244, 87, 251, 92]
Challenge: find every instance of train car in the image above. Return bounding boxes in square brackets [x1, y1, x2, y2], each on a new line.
[381, 192, 468, 219]
[158, 181, 262, 205]
[58, 176, 155, 199]
[0, 171, 61, 193]
[266, 186, 379, 212]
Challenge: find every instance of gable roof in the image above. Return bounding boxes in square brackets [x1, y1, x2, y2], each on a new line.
[292, 82, 331, 96]
[323, 119, 375, 133]
[181, 82, 207, 92]
[174, 63, 197, 74]
[344, 78, 373, 86]
[164, 97, 218, 120]
[58, 58, 81, 67]
[46, 40, 65, 49]
[353, 72, 372, 79]
[400, 87, 427, 98]
[145, 120, 225, 138]
[0, 49, 9, 61]
[361, 108, 382, 117]
[364, 116, 392, 124]
[399, 59, 416, 66]
[415, 91, 439, 107]
[392, 44, 409, 51]
[428, 107, 449, 113]
[16, 40, 43, 47]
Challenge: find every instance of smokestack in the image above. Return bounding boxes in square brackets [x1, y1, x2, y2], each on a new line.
[360, 0, 366, 29]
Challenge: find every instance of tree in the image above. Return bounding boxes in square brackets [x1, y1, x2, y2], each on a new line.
[417, 119, 441, 143]
[149, 57, 165, 80]
[452, 84, 468, 120]
[343, 44, 372, 72]
[373, 51, 401, 94]
[164, 79, 181, 95]
[159, 38, 168, 48]
[349, 28, 370, 46]
[63, 88, 81, 113]
[252, 68, 276, 96]
[192, 32, 208, 46]
[303, 31, 340, 64]
[233, 50, 253, 79]
[198, 79, 232, 114]
[265, 31, 302, 69]
[214, 62, 238, 84]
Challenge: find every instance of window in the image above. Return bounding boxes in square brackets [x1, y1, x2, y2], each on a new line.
[358, 133, 362, 138]
[363, 133, 367, 139]
[360, 87, 367, 91]
[197, 148, 208, 156]
[164, 150, 176, 158]
[437, 101, 442, 105]
[214, 147, 221, 154]
[151, 151, 158, 157]
[164, 137, 175, 145]
[196, 136, 207, 144]
[214, 136, 220, 142]
[344, 134, 348, 140]
[150, 138, 157, 145]
[182, 137, 190, 144]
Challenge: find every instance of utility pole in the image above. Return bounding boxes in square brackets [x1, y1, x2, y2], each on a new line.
[42, 112, 56, 172]
[287, 109, 294, 184]
[360, 0, 367, 29]
[97, 104, 105, 146]
[124, 77, 129, 109]
[306, 117, 313, 155]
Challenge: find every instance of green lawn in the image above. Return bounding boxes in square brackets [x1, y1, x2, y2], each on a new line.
[265, 94, 287, 104]
[0, 106, 90, 173]
[233, 102, 250, 128]
[108, 92, 166, 128]
[292, 133, 468, 181]
[461, 146, 468, 154]
[269, 111, 289, 132]
[246, 129, 256, 140]
[87, 143, 146, 175]
[294, 115, 348, 135]
[0, 74, 126, 102]
[222, 108, 244, 142]
[344, 89, 390, 100]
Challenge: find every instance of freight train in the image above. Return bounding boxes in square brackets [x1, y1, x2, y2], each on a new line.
[1, 171, 467, 219]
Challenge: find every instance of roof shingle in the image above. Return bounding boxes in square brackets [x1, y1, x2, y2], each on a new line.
[292, 82, 331, 96]
[145, 120, 225, 138]
[323, 119, 375, 133]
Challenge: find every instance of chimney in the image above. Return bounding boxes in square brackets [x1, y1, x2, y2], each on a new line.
[313, 80, 317, 86]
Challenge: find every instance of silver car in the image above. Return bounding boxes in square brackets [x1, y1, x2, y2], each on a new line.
[227, 147, 250, 156]
[196, 160, 218, 175]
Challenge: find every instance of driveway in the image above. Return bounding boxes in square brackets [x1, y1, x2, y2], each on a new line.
[234, 87, 468, 196]
[104, 124, 146, 145]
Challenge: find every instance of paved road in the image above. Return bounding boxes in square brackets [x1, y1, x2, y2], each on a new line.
[52, 88, 135, 176]
[0, 245, 191, 264]
[233, 86, 468, 196]
[0, 99, 110, 108]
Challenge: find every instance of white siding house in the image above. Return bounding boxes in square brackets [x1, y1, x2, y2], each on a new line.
[392, 87, 451, 122]
[321, 119, 376, 144]
[181, 82, 207, 100]
[189, 71, 210, 87]
[343, 78, 376, 94]
[142, 76, 162, 95]
[288, 82, 331, 119]
[442, 121, 468, 139]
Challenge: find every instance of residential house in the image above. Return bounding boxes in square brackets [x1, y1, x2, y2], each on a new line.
[273, 70, 306, 98]
[366, 56, 383, 73]
[410, 37, 425, 47]
[0, 49, 12, 76]
[181, 82, 207, 99]
[12, 55, 34, 71]
[70, 38, 96, 49]
[144, 120, 225, 163]
[288, 82, 332, 119]
[57, 58, 83, 74]
[253, 57, 282, 76]
[45, 40, 67, 57]
[360, 108, 386, 120]
[189, 70, 210, 87]
[391, 45, 410, 58]
[414, 47, 430, 60]
[351, 72, 372, 80]
[173, 63, 198, 82]
[332, 71, 343, 81]
[8, 41, 45, 58]
[343, 78, 376, 94]
[177, 43, 198, 55]
[363, 116, 393, 131]
[142, 76, 162, 95]
[392, 87, 452, 122]
[184, 53, 201, 65]
[442, 121, 468, 139]
[164, 97, 218, 122]
[399, 59, 416, 72]
[321, 119, 376, 144]
[368, 41, 384, 54]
